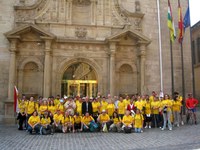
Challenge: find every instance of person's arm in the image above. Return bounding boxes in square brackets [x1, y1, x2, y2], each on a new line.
[185, 99, 190, 109]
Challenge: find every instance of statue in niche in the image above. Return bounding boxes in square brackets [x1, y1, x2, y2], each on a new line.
[135, 0, 141, 12]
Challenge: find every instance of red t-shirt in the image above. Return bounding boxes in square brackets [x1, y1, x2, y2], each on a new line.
[186, 98, 198, 109]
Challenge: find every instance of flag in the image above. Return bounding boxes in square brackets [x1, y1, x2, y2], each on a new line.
[178, 0, 184, 43]
[14, 86, 19, 113]
[183, 6, 190, 29]
[168, 0, 176, 42]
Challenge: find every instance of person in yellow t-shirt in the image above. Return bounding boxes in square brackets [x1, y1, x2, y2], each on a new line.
[76, 97, 82, 116]
[174, 92, 184, 125]
[40, 112, 52, 135]
[27, 111, 41, 134]
[81, 112, 96, 132]
[122, 110, 133, 129]
[118, 97, 126, 119]
[133, 109, 144, 133]
[135, 96, 145, 112]
[54, 95, 61, 106]
[149, 91, 157, 103]
[106, 100, 115, 118]
[39, 100, 48, 116]
[144, 98, 152, 129]
[17, 99, 27, 130]
[62, 111, 75, 133]
[74, 112, 82, 132]
[92, 98, 100, 122]
[97, 110, 110, 131]
[57, 99, 65, 114]
[48, 100, 56, 124]
[26, 97, 36, 128]
[161, 94, 173, 131]
[100, 97, 108, 113]
[123, 96, 130, 108]
[53, 110, 64, 132]
[109, 112, 122, 132]
[151, 96, 162, 128]
[172, 96, 182, 127]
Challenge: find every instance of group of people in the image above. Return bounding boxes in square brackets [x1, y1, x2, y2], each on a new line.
[17, 91, 198, 135]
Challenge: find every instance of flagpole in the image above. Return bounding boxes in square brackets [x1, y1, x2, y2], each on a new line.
[156, 0, 163, 92]
[170, 39, 174, 95]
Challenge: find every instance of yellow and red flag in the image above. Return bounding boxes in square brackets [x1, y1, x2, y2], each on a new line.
[178, 0, 184, 43]
[168, 0, 176, 42]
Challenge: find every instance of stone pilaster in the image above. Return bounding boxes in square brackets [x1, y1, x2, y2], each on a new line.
[43, 39, 52, 98]
[109, 42, 116, 97]
[91, 0, 97, 25]
[67, 0, 73, 24]
[139, 44, 146, 95]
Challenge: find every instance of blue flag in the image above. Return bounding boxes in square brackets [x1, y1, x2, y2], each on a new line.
[183, 6, 190, 29]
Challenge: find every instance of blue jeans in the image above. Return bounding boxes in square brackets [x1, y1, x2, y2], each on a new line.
[162, 111, 172, 129]
[135, 128, 141, 133]
[27, 124, 40, 134]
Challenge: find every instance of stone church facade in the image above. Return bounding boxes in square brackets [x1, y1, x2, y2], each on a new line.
[0, 0, 192, 123]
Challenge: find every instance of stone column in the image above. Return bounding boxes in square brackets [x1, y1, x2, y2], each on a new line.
[109, 42, 116, 97]
[8, 39, 18, 101]
[91, 0, 97, 25]
[43, 39, 52, 98]
[139, 44, 146, 95]
[67, 0, 73, 24]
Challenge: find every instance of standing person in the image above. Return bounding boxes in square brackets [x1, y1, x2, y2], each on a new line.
[186, 93, 199, 124]
[123, 96, 130, 108]
[40, 112, 52, 135]
[17, 99, 27, 130]
[133, 109, 144, 133]
[151, 96, 161, 128]
[82, 97, 93, 115]
[127, 98, 135, 113]
[100, 97, 108, 113]
[172, 96, 182, 127]
[144, 98, 152, 129]
[27, 111, 41, 134]
[76, 97, 82, 116]
[173, 92, 184, 125]
[92, 98, 100, 122]
[106, 99, 115, 118]
[149, 91, 157, 102]
[161, 94, 173, 131]
[26, 97, 36, 128]
[48, 100, 56, 124]
[118, 97, 126, 119]
[113, 96, 119, 111]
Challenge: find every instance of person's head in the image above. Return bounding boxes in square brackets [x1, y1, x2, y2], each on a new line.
[136, 109, 141, 114]
[146, 95, 149, 100]
[57, 110, 61, 114]
[130, 99, 134, 104]
[125, 110, 130, 116]
[44, 112, 48, 118]
[152, 91, 156, 96]
[30, 96, 34, 101]
[164, 94, 169, 100]
[50, 100, 54, 106]
[56, 95, 60, 99]
[108, 99, 112, 104]
[43, 99, 48, 105]
[22, 95, 26, 100]
[39, 96, 43, 100]
[154, 96, 159, 101]
[65, 111, 69, 117]
[85, 112, 89, 117]
[188, 93, 193, 98]
[126, 95, 129, 100]
[119, 97, 123, 102]
[75, 112, 79, 116]
[102, 110, 106, 115]
[142, 95, 146, 100]
[174, 96, 179, 101]
[33, 111, 38, 116]
[113, 111, 118, 118]
[85, 97, 89, 102]
[137, 95, 141, 101]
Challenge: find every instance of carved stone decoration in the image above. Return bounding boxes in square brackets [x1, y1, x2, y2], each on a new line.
[75, 27, 87, 39]
[135, 0, 141, 12]
[73, 0, 91, 6]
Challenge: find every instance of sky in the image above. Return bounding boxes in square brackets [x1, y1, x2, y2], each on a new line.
[189, 0, 200, 26]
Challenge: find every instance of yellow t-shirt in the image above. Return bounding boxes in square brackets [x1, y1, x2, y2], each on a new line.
[39, 105, 48, 115]
[100, 101, 108, 112]
[26, 101, 35, 115]
[19, 102, 26, 113]
[92, 101, 100, 113]
[113, 117, 121, 124]
[161, 99, 173, 112]
[76, 101, 82, 115]
[135, 101, 145, 111]
[62, 116, 74, 124]
[41, 117, 51, 126]
[145, 102, 151, 115]
[134, 114, 144, 128]
[74, 116, 82, 124]
[98, 114, 110, 123]
[28, 116, 40, 126]
[172, 100, 182, 112]
[48, 105, 56, 115]
[54, 99, 60, 106]
[106, 104, 115, 117]
[149, 96, 155, 102]
[81, 116, 94, 125]
[118, 101, 125, 115]
[151, 101, 161, 114]
[123, 99, 130, 108]
[57, 104, 65, 113]
[53, 114, 64, 123]
[122, 115, 133, 126]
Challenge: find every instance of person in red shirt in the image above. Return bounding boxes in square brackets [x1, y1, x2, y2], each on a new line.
[186, 93, 198, 124]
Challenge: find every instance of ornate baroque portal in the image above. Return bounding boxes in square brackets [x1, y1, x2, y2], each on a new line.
[5, 0, 151, 100]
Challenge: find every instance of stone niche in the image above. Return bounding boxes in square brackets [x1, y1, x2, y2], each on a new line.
[72, 0, 91, 25]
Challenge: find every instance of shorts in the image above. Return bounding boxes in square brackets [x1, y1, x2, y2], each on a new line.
[189, 108, 196, 113]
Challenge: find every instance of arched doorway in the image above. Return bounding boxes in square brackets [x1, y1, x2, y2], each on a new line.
[61, 62, 98, 97]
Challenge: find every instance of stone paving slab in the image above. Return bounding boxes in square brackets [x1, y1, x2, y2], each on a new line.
[0, 123, 200, 150]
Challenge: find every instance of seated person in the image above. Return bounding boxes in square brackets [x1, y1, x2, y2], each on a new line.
[53, 110, 64, 132]
[62, 111, 75, 133]
[81, 112, 97, 132]
[74, 112, 82, 132]
[122, 110, 133, 131]
[97, 110, 110, 132]
[27, 111, 41, 134]
[40, 112, 52, 135]
[109, 111, 122, 132]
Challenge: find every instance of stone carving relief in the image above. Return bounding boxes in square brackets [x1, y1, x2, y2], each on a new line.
[75, 27, 87, 39]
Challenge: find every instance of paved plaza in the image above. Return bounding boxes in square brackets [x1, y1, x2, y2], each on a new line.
[0, 121, 200, 150]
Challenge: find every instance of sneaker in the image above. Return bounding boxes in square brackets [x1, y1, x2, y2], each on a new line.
[141, 130, 143, 133]
[144, 126, 148, 129]
[177, 124, 180, 127]
[181, 121, 184, 125]
[169, 128, 172, 131]
[161, 128, 165, 131]
[149, 126, 151, 129]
